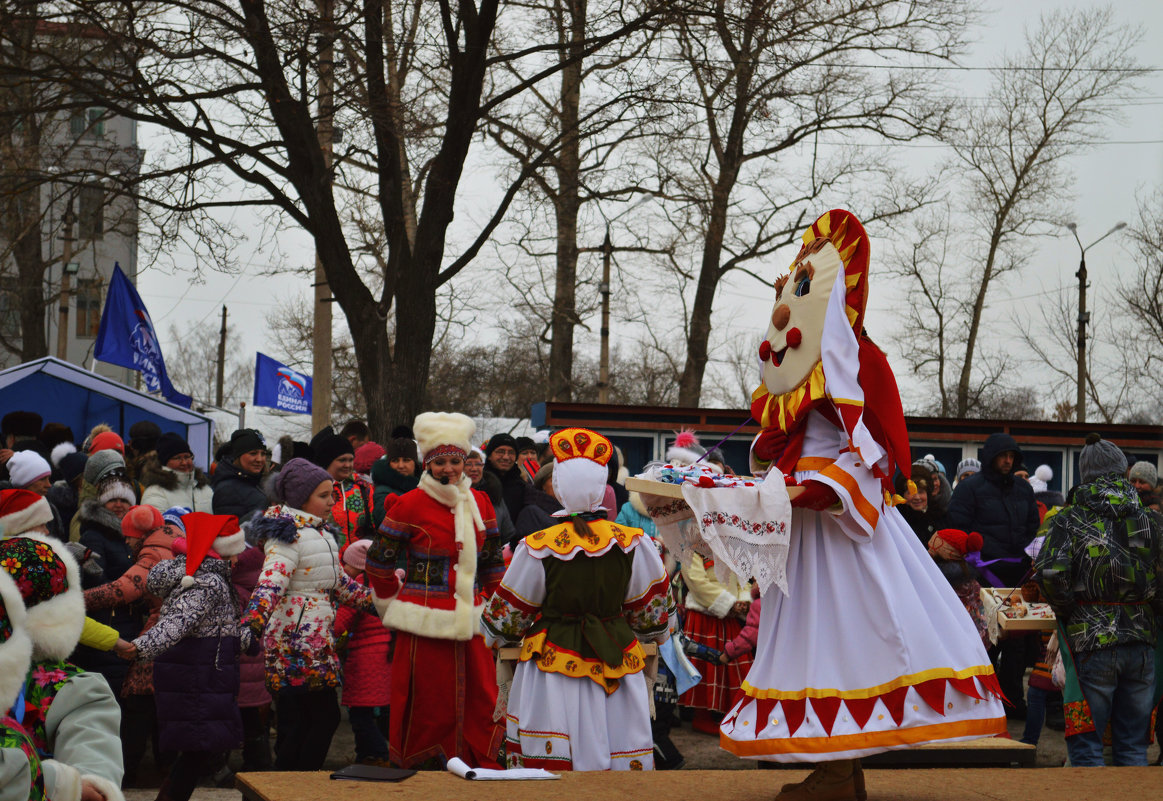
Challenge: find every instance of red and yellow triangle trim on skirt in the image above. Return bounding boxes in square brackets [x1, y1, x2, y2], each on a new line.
[720, 667, 1007, 758]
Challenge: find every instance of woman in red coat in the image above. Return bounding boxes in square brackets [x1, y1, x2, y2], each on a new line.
[365, 412, 506, 769]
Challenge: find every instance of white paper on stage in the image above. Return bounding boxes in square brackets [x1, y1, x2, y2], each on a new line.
[446, 757, 559, 780]
[678, 476, 792, 598]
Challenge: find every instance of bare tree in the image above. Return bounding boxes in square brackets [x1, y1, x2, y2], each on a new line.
[1114, 190, 1163, 421]
[264, 297, 366, 423]
[947, 6, 1146, 417]
[165, 318, 254, 409]
[0, 13, 140, 361]
[1016, 285, 1139, 424]
[5, 0, 668, 439]
[646, 0, 973, 407]
[483, 0, 667, 401]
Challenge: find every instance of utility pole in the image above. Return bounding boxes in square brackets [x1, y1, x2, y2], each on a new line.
[311, 0, 335, 435]
[598, 228, 612, 404]
[56, 199, 76, 361]
[215, 306, 227, 408]
[1065, 221, 1125, 423]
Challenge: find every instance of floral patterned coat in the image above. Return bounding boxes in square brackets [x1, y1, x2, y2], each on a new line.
[241, 506, 374, 692]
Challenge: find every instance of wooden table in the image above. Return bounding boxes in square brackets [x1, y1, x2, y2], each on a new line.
[236, 765, 1158, 801]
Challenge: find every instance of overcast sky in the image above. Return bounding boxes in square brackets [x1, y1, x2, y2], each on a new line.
[135, 0, 1163, 432]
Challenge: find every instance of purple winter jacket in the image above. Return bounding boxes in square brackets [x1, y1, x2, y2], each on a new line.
[135, 555, 243, 752]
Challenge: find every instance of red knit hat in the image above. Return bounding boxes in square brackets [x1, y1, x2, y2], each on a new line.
[122, 505, 164, 540]
[178, 513, 245, 588]
[89, 431, 125, 455]
[353, 442, 386, 474]
[0, 489, 53, 536]
[934, 528, 983, 555]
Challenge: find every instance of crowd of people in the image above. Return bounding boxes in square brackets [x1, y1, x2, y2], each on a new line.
[0, 406, 1159, 801]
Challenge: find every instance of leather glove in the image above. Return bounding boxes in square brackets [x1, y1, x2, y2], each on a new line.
[790, 480, 840, 511]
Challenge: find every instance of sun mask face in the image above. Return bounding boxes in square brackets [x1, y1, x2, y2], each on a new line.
[758, 236, 844, 396]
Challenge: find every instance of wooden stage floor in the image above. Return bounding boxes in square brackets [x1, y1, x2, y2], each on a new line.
[237, 766, 1159, 801]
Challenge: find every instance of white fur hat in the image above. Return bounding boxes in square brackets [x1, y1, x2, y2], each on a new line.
[0, 534, 84, 661]
[413, 413, 475, 464]
[0, 570, 32, 709]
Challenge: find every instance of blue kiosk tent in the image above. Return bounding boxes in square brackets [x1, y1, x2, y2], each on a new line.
[0, 357, 215, 468]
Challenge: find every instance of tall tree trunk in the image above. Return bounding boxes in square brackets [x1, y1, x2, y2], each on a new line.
[677, 181, 731, 406]
[12, 190, 47, 360]
[547, 0, 585, 402]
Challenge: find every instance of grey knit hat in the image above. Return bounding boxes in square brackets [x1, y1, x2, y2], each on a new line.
[274, 457, 332, 510]
[955, 458, 981, 480]
[1078, 434, 1128, 483]
[1129, 461, 1158, 487]
[83, 449, 126, 486]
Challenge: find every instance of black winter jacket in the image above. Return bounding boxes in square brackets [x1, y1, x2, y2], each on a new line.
[515, 486, 564, 542]
[485, 462, 528, 521]
[211, 459, 268, 522]
[73, 500, 144, 692]
[945, 433, 1040, 586]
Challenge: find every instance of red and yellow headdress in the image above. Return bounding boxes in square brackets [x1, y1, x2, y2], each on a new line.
[550, 428, 613, 516]
[550, 427, 613, 466]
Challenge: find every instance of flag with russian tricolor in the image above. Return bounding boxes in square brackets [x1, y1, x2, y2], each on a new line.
[253, 352, 311, 414]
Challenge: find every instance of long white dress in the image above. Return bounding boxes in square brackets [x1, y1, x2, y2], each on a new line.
[482, 524, 670, 771]
[719, 411, 1007, 762]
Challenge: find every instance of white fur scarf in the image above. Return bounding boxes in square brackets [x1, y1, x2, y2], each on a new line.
[418, 471, 485, 558]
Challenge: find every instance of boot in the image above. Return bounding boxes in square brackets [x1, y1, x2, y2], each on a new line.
[775, 759, 863, 801]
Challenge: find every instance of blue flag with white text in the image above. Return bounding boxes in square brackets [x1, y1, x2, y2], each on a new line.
[94, 263, 192, 408]
[254, 352, 312, 414]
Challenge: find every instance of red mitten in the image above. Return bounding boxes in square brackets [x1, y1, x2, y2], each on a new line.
[790, 480, 840, 511]
[368, 568, 406, 599]
[753, 429, 789, 463]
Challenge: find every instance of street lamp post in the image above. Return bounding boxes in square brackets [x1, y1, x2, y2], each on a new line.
[596, 194, 652, 403]
[1065, 221, 1126, 423]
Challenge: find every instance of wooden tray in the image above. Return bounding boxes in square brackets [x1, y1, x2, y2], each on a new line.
[980, 587, 1056, 631]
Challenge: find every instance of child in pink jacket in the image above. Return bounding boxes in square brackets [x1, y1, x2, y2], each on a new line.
[719, 584, 761, 665]
[335, 539, 392, 766]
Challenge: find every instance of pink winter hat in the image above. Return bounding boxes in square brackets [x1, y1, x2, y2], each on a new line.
[342, 538, 373, 571]
[353, 442, 386, 474]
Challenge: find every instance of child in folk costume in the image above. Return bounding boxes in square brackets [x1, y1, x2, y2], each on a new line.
[718, 210, 1005, 800]
[365, 413, 506, 769]
[679, 554, 753, 734]
[481, 428, 671, 770]
[665, 432, 755, 733]
[241, 458, 374, 771]
[131, 513, 247, 801]
[0, 533, 124, 801]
